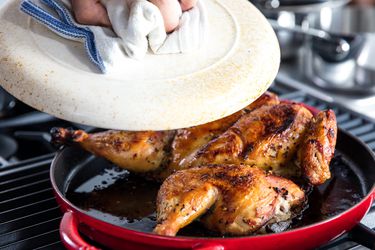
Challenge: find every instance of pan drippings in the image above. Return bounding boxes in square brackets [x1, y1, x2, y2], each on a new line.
[67, 168, 159, 232]
[293, 154, 363, 228]
[67, 152, 364, 237]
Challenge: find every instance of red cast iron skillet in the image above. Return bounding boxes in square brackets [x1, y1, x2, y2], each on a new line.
[50, 113, 375, 250]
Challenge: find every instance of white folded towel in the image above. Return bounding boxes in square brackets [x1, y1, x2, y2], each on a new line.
[20, 0, 207, 74]
[101, 0, 166, 59]
[102, 0, 208, 57]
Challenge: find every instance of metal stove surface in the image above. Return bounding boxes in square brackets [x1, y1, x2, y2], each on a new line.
[0, 84, 374, 249]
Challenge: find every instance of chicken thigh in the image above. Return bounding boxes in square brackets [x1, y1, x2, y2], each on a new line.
[154, 165, 305, 236]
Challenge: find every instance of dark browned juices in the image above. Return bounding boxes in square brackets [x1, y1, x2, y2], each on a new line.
[67, 150, 364, 237]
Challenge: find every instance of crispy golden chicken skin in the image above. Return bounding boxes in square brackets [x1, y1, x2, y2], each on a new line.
[297, 110, 337, 185]
[154, 165, 305, 236]
[181, 103, 313, 178]
[168, 92, 279, 177]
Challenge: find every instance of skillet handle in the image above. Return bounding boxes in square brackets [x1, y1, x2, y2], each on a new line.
[192, 243, 224, 250]
[60, 210, 100, 250]
[349, 223, 375, 249]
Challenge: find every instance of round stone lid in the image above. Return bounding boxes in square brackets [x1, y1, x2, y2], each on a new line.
[0, 0, 280, 130]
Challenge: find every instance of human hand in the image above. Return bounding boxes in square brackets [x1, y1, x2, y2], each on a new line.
[71, 0, 111, 27]
[179, 0, 198, 11]
[149, 0, 182, 33]
[149, 0, 198, 33]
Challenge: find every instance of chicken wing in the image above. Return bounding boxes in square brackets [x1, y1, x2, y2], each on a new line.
[154, 165, 305, 236]
[297, 110, 337, 185]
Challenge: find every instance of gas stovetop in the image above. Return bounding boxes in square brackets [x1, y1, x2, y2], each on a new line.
[0, 83, 374, 250]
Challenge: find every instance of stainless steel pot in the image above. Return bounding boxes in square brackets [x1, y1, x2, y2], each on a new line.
[251, 0, 349, 60]
[302, 5, 375, 95]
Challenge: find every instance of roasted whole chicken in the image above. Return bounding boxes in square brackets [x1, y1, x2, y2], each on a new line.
[51, 92, 337, 236]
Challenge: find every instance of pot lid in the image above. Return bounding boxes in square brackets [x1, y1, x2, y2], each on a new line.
[0, 0, 280, 131]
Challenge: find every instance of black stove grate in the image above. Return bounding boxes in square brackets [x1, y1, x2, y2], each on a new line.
[0, 156, 62, 250]
[0, 83, 374, 250]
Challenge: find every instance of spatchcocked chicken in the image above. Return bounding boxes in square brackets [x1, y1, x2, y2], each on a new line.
[51, 92, 337, 236]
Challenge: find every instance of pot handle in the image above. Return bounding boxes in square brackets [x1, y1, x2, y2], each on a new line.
[192, 243, 224, 250]
[60, 210, 100, 250]
[349, 223, 375, 249]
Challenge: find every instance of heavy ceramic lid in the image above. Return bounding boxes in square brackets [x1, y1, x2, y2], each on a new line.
[0, 0, 280, 131]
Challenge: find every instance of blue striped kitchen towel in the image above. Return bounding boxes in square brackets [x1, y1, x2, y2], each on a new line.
[20, 0, 111, 73]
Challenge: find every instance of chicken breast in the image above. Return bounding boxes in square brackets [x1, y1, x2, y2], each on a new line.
[168, 92, 279, 177]
[181, 103, 313, 178]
